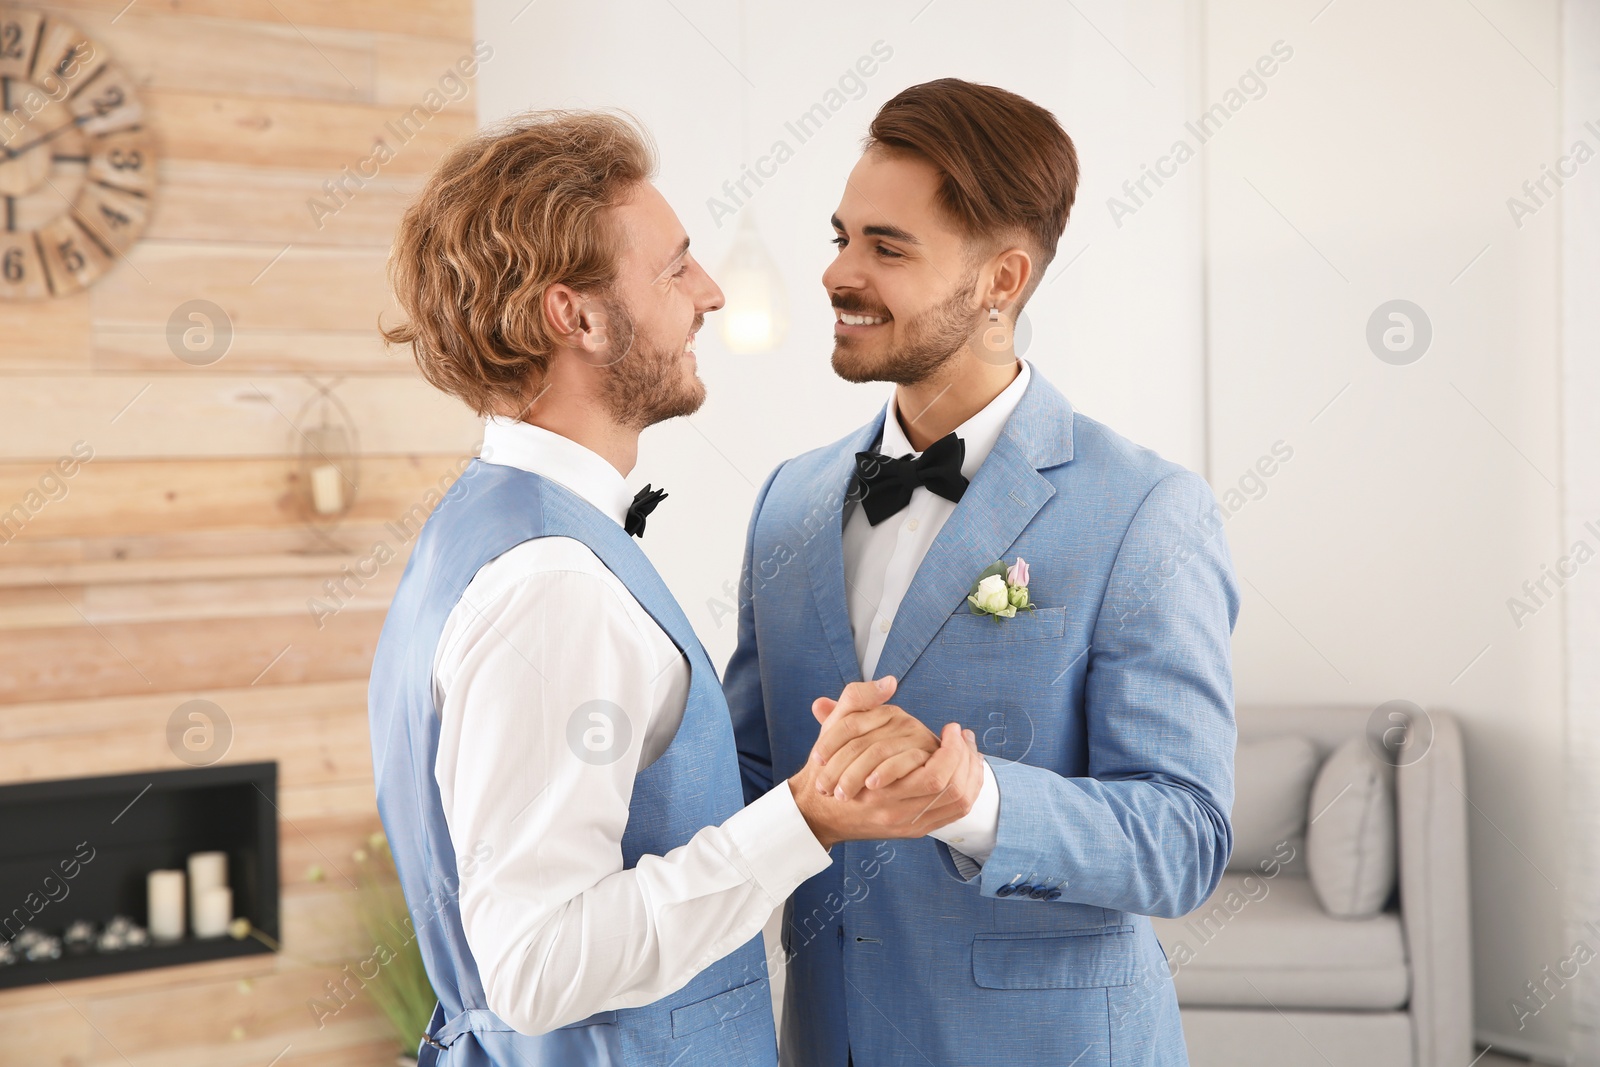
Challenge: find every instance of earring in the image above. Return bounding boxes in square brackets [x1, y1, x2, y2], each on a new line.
[982, 306, 1008, 354]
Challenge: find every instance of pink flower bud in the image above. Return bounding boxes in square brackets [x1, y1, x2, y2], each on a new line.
[1006, 557, 1029, 587]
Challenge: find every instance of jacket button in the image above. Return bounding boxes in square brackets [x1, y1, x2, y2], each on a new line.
[1045, 888, 1063, 901]
[1028, 886, 1050, 900]
[1013, 883, 1035, 898]
[996, 884, 1016, 898]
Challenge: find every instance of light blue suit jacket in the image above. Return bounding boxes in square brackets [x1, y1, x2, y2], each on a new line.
[724, 367, 1240, 1067]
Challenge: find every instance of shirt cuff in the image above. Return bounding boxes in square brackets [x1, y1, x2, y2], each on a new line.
[928, 757, 1000, 866]
[719, 778, 834, 906]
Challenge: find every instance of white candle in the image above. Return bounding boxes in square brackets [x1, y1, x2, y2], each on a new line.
[194, 886, 232, 938]
[187, 851, 227, 930]
[310, 463, 343, 514]
[188, 851, 226, 892]
[147, 870, 185, 941]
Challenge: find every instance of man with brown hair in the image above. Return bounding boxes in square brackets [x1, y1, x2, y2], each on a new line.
[725, 79, 1240, 1065]
[367, 109, 985, 1066]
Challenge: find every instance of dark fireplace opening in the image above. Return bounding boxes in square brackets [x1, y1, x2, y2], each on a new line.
[0, 761, 280, 989]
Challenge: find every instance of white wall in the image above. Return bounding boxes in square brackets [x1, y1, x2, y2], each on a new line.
[1561, 1, 1600, 1063]
[1202, 0, 1568, 1058]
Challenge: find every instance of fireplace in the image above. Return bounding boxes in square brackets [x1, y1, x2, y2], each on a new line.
[0, 762, 280, 988]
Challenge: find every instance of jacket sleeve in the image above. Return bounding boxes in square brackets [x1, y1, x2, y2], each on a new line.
[723, 462, 786, 806]
[971, 469, 1240, 918]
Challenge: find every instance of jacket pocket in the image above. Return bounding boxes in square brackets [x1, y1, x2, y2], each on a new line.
[971, 926, 1137, 989]
[939, 605, 1068, 642]
[670, 978, 769, 1037]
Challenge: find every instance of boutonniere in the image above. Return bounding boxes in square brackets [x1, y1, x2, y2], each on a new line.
[967, 557, 1035, 621]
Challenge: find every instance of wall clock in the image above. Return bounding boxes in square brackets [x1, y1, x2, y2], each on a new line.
[0, 5, 154, 299]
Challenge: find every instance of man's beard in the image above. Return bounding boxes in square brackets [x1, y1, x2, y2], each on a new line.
[592, 294, 706, 430]
[831, 268, 980, 386]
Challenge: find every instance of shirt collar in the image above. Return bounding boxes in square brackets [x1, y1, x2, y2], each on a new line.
[877, 359, 1033, 479]
[478, 416, 634, 528]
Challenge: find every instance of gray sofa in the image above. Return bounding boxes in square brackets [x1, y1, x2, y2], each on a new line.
[1150, 705, 1473, 1067]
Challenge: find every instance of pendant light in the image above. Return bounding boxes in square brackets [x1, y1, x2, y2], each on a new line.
[715, 0, 788, 355]
[718, 209, 789, 353]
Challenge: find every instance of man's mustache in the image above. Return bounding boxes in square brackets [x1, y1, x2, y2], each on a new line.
[830, 296, 893, 319]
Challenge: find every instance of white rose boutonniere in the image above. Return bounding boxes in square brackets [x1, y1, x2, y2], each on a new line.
[967, 556, 1035, 622]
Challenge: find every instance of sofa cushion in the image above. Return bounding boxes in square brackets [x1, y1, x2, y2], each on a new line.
[1150, 873, 1409, 1010]
[1177, 1009, 1413, 1067]
[1227, 735, 1321, 873]
[1307, 736, 1397, 917]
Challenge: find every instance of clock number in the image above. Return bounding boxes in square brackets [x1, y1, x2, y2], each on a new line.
[1, 22, 25, 60]
[1, 236, 49, 297]
[75, 185, 147, 251]
[89, 131, 155, 195]
[58, 238, 85, 273]
[88, 85, 124, 118]
[55, 42, 88, 78]
[34, 216, 111, 295]
[69, 64, 140, 137]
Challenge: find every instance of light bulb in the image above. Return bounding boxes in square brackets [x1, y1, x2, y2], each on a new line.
[717, 211, 789, 354]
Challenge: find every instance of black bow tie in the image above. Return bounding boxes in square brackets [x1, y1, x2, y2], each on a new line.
[625, 484, 667, 538]
[852, 432, 969, 526]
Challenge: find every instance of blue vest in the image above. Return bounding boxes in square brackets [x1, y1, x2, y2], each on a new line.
[368, 459, 778, 1067]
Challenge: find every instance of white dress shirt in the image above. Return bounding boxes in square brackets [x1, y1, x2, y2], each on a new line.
[432, 416, 833, 1035]
[840, 360, 1033, 869]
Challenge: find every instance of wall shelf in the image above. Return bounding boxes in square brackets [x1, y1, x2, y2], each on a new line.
[0, 762, 279, 990]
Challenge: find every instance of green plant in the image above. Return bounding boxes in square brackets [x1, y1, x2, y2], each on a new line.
[353, 832, 437, 1056]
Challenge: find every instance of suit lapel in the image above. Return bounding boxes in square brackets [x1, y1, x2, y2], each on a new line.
[874, 371, 1076, 681]
[800, 412, 887, 688]
[796, 369, 1077, 687]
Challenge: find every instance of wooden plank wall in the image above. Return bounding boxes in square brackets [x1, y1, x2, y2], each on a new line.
[0, 1, 484, 1062]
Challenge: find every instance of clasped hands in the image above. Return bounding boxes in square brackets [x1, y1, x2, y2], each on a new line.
[788, 676, 984, 849]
